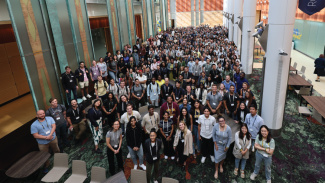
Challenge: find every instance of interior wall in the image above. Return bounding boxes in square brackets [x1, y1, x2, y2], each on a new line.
[86, 3, 108, 17]
[293, 19, 325, 59]
[0, 0, 10, 21]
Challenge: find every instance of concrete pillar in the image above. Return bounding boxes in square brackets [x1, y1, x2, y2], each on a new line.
[223, 0, 227, 27]
[191, 0, 195, 26]
[196, 0, 199, 26]
[261, 0, 298, 134]
[241, 0, 257, 74]
[228, 0, 234, 41]
[200, 0, 204, 24]
[170, 0, 176, 27]
[233, 0, 243, 49]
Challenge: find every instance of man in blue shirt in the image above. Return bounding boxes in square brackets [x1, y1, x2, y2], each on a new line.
[31, 110, 60, 172]
[244, 105, 264, 151]
[236, 72, 249, 93]
[222, 75, 236, 92]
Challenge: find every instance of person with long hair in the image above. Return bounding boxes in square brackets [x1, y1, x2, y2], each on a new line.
[235, 102, 250, 124]
[173, 121, 193, 167]
[178, 108, 193, 132]
[239, 82, 255, 100]
[179, 98, 191, 112]
[102, 92, 117, 127]
[198, 107, 216, 163]
[144, 128, 162, 183]
[87, 99, 104, 153]
[233, 123, 251, 178]
[126, 116, 146, 170]
[97, 57, 108, 80]
[250, 125, 275, 183]
[159, 112, 175, 160]
[106, 121, 123, 175]
[212, 116, 232, 179]
[190, 100, 204, 156]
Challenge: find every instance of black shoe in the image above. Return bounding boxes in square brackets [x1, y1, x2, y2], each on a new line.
[95, 148, 102, 154]
[315, 80, 320, 82]
[99, 139, 105, 143]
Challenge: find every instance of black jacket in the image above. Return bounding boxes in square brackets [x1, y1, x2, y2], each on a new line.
[61, 72, 77, 90]
[75, 67, 90, 82]
[236, 107, 249, 123]
[126, 122, 143, 148]
[160, 84, 174, 100]
[144, 138, 162, 164]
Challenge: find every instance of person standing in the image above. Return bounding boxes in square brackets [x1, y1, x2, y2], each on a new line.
[97, 57, 108, 80]
[206, 84, 223, 115]
[131, 79, 146, 111]
[87, 99, 104, 153]
[117, 81, 130, 101]
[144, 129, 162, 183]
[314, 54, 325, 82]
[106, 121, 123, 175]
[142, 105, 160, 142]
[108, 56, 118, 82]
[235, 102, 249, 124]
[244, 105, 264, 150]
[190, 100, 204, 156]
[222, 75, 236, 92]
[198, 108, 216, 163]
[75, 61, 92, 101]
[147, 77, 161, 108]
[195, 83, 208, 105]
[102, 92, 118, 127]
[46, 98, 69, 152]
[120, 104, 142, 133]
[90, 60, 102, 83]
[233, 124, 251, 178]
[160, 96, 180, 125]
[160, 78, 174, 104]
[31, 110, 60, 173]
[126, 116, 147, 170]
[66, 99, 86, 144]
[172, 81, 184, 104]
[94, 75, 108, 101]
[250, 125, 275, 183]
[61, 66, 78, 105]
[159, 112, 175, 160]
[173, 121, 193, 167]
[223, 85, 239, 120]
[212, 116, 232, 179]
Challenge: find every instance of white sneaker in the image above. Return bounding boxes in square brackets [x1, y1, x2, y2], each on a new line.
[250, 173, 257, 180]
[210, 155, 215, 162]
[267, 180, 271, 183]
[164, 155, 168, 160]
[127, 153, 131, 158]
[134, 165, 138, 170]
[86, 94, 92, 98]
[201, 157, 206, 163]
[139, 164, 146, 170]
[171, 156, 175, 160]
[82, 96, 87, 101]
[154, 181, 158, 183]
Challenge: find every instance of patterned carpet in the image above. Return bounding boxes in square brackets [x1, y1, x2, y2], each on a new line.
[15, 68, 325, 183]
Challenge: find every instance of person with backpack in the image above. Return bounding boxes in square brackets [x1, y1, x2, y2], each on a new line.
[147, 77, 160, 108]
[94, 76, 108, 102]
[75, 61, 92, 101]
[131, 79, 145, 111]
[61, 66, 78, 105]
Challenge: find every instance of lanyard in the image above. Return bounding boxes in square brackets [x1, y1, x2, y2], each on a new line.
[229, 93, 235, 103]
[164, 85, 169, 93]
[249, 115, 257, 126]
[72, 107, 79, 118]
[127, 111, 133, 119]
[149, 114, 156, 126]
[167, 103, 173, 115]
[39, 118, 50, 130]
[163, 120, 169, 133]
[261, 140, 270, 147]
[149, 141, 158, 157]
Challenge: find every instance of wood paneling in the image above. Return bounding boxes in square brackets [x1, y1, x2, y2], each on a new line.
[0, 24, 15, 44]
[89, 17, 109, 29]
[5, 42, 20, 58]
[9, 56, 30, 95]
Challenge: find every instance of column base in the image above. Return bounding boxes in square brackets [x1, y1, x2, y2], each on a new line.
[270, 128, 282, 138]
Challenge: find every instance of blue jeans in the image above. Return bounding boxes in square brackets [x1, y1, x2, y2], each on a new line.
[235, 158, 247, 170]
[133, 53, 139, 66]
[254, 151, 272, 181]
[192, 125, 201, 152]
[108, 71, 117, 82]
[128, 145, 144, 165]
[66, 87, 77, 105]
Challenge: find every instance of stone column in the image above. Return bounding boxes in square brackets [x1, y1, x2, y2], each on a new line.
[261, 0, 298, 135]
[195, 0, 199, 26]
[240, 0, 257, 74]
[200, 0, 204, 24]
[191, 0, 195, 26]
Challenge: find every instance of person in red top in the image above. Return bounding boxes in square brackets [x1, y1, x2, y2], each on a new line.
[160, 96, 180, 126]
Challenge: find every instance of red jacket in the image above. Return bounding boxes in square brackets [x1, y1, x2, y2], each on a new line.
[160, 102, 180, 124]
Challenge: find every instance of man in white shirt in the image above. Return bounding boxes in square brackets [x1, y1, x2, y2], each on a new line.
[120, 104, 142, 133]
[142, 105, 160, 141]
[198, 107, 216, 163]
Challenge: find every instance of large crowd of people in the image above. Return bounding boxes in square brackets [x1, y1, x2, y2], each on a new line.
[30, 25, 275, 183]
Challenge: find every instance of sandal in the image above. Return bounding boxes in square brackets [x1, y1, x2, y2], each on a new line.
[234, 168, 238, 176]
[241, 170, 245, 178]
